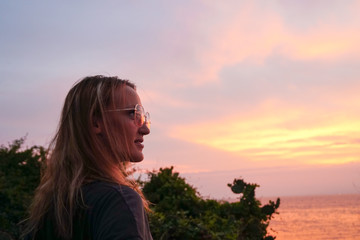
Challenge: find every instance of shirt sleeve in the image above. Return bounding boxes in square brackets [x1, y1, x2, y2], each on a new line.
[85, 184, 151, 240]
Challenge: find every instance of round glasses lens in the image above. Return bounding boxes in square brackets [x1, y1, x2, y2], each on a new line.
[145, 112, 150, 123]
[135, 105, 145, 126]
[145, 112, 151, 129]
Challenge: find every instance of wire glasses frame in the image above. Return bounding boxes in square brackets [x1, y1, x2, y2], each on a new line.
[105, 104, 151, 128]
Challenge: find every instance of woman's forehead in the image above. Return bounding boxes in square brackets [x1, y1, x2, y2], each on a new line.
[114, 85, 141, 107]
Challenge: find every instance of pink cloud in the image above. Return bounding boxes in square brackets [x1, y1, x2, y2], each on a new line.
[138, 89, 194, 108]
[170, 1, 360, 85]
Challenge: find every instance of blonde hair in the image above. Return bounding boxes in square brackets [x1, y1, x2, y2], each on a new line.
[24, 75, 149, 239]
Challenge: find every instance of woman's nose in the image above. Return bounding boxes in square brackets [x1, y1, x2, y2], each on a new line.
[139, 122, 150, 135]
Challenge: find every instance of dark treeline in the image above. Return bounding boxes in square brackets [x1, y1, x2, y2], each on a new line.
[0, 138, 280, 240]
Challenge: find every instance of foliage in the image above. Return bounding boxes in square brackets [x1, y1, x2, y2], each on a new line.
[227, 178, 280, 240]
[142, 167, 280, 240]
[0, 139, 280, 240]
[0, 138, 46, 239]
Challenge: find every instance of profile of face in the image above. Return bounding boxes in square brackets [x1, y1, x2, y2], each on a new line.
[107, 86, 150, 162]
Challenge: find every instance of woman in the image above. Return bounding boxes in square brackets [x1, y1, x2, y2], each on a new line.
[23, 75, 152, 240]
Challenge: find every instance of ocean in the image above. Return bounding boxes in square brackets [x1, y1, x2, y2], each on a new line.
[261, 194, 360, 240]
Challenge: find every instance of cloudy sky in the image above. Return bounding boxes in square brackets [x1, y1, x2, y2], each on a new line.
[1, 0, 359, 198]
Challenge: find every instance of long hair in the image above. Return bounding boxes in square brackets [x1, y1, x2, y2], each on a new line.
[24, 75, 149, 239]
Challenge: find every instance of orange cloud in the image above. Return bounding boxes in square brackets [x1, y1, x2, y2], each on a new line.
[169, 99, 360, 166]
[283, 28, 360, 61]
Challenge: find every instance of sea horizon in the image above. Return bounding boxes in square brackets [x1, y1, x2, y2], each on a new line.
[217, 192, 360, 203]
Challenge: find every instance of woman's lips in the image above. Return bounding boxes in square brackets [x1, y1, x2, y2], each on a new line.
[135, 139, 144, 148]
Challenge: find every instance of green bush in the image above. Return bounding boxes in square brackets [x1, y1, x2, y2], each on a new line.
[142, 167, 280, 240]
[0, 138, 46, 239]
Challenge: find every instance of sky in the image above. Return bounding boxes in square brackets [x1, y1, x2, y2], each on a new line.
[1, 0, 360, 198]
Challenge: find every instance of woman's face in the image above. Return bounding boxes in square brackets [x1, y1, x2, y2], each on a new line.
[108, 86, 150, 162]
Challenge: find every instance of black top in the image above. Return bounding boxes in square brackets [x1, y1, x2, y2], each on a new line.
[27, 181, 153, 240]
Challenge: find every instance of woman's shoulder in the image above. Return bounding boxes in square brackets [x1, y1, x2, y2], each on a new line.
[79, 181, 150, 239]
[81, 181, 143, 209]
[82, 181, 138, 193]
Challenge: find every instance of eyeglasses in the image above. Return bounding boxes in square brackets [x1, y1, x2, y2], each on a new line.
[105, 104, 151, 128]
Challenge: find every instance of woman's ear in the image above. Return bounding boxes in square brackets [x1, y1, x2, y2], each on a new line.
[92, 117, 103, 134]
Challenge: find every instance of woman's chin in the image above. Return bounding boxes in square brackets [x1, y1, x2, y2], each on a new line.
[130, 153, 144, 162]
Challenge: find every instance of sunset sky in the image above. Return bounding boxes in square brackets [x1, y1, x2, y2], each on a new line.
[1, 1, 359, 198]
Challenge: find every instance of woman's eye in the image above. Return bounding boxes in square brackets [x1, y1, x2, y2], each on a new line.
[128, 111, 135, 119]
